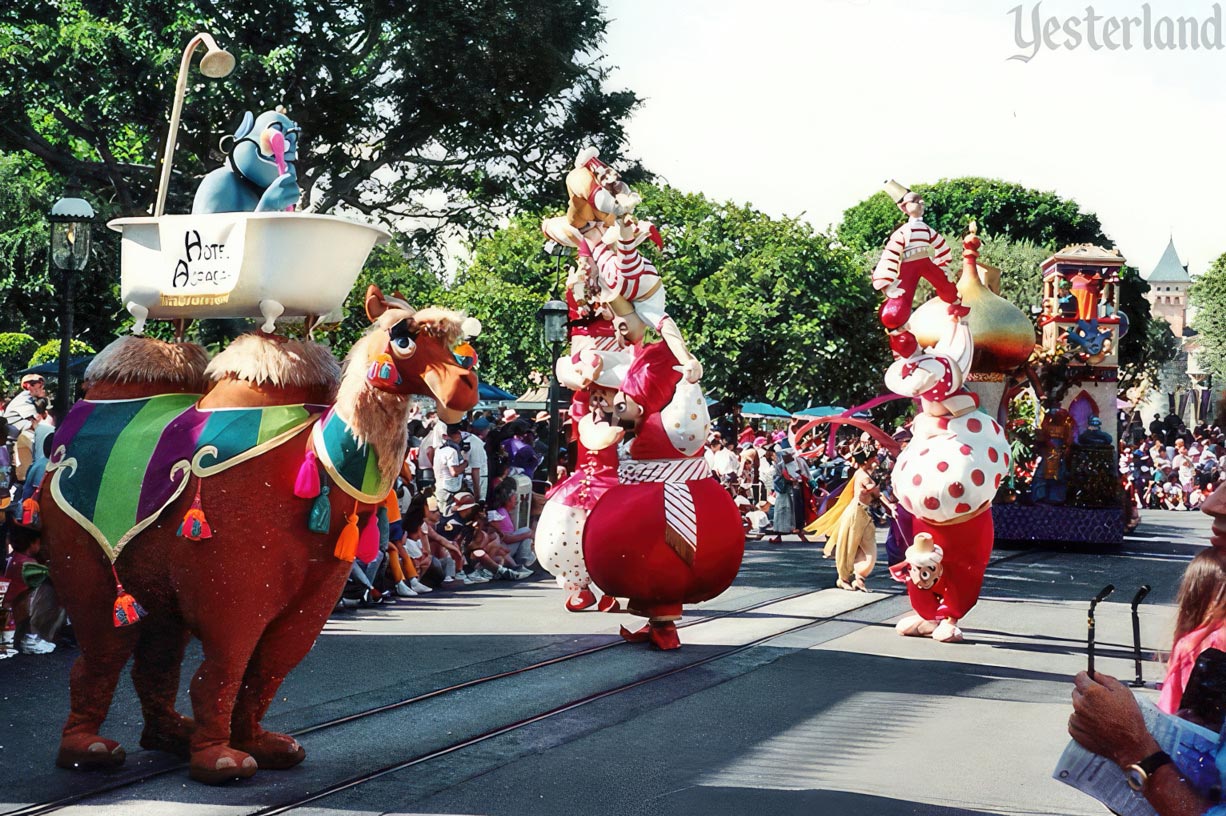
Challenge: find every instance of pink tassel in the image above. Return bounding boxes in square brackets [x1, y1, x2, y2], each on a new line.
[294, 450, 321, 498]
[356, 511, 380, 564]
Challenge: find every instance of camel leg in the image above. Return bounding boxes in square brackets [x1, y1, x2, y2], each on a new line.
[48, 525, 138, 771]
[230, 570, 344, 770]
[132, 615, 194, 757]
[187, 624, 264, 784]
[57, 612, 138, 769]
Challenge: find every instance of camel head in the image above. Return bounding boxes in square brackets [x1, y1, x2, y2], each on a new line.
[357, 285, 479, 422]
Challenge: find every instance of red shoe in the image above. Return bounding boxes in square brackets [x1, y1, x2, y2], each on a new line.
[948, 302, 970, 318]
[649, 622, 681, 651]
[566, 589, 598, 611]
[598, 595, 621, 613]
[620, 624, 652, 643]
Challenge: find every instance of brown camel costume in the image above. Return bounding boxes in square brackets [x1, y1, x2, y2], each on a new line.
[43, 287, 477, 784]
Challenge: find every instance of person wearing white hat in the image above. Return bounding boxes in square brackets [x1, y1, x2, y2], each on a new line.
[872, 181, 968, 360]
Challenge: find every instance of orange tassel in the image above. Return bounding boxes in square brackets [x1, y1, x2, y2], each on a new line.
[334, 501, 360, 562]
[111, 565, 146, 627]
[177, 481, 212, 540]
[19, 496, 39, 528]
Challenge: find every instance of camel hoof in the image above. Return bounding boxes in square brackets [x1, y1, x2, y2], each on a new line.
[598, 595, 621, 613]
[649, 622, 681, 651]
[566, 589, 598, 612]
[140, 716, 196, 758]
[56, 735, 126, 770]
[189, 746, 258, 785]
[232, 731, 306, 770]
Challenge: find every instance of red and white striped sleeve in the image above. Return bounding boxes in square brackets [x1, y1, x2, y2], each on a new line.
[929, 229, 951, 268]
[873, 226, 906, 283]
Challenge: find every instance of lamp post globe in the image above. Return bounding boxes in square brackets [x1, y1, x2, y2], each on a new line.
[537, 298, 571, 481]
[48, 194, 95, 416]
[540, 299, 569, 345]
[49, 196, 94, 272]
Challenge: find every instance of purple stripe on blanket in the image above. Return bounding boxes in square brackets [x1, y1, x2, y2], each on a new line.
[137, 407, 211, 519]
[50, 400, 97, 461]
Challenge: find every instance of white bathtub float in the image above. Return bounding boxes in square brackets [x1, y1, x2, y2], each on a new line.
[109, 212, 391, 332]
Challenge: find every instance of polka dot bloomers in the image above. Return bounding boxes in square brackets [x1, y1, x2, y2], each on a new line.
[893, 409, 1010, 524]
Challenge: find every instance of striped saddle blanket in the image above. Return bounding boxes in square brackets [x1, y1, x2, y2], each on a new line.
[48, 395, 324, 561]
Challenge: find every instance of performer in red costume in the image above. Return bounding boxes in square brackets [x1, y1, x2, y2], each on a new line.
[583, 342, 745, 650]
[873, 181, 969, 360]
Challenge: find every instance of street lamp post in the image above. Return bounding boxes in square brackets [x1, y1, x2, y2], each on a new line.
[538, 298, 570, 482]
[48, 194, 96, 415]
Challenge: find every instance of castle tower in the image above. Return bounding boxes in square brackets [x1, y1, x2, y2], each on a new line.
[1144, 237, 1190, 335]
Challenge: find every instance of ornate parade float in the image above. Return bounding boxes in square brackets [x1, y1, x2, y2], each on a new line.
[535, 148, 745, 649]
[42, 34, 478, 784]
[1000, 244, 1128, 544]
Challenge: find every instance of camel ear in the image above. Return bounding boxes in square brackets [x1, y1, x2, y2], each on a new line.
[365, 285, 388, 323]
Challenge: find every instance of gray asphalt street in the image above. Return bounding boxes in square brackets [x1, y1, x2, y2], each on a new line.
[0, 508, 1208, 816]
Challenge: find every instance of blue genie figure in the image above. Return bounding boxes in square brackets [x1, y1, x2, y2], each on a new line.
[193, 108, 301, 214]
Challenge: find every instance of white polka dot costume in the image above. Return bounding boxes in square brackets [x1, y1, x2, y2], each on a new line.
[894, 409, 1010, 523]
[536, 500, 592, 594]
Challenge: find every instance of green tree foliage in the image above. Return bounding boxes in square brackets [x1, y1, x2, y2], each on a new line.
[1120, 267, 1178, 392]
[457, 187, 888, 406]
[28, 338, 95, 366]
[837, 178, 1108, 253]
[0, 333, 38, 374]
[636, 186, 885, 408]
[447, 210, 567, 394]
[0, 0, 643, 244]
[323, 243, 444, 356]
[978, 238, 1051, 314]
[0, 154, 123, 345]
[1191, 252, 1226, 381]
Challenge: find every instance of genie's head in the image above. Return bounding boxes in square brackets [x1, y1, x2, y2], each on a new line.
[229, 108, 300, 189]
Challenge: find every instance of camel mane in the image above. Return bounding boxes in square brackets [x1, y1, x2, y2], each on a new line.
[205, 334, 341, 391]
[85, 336, 211, 391]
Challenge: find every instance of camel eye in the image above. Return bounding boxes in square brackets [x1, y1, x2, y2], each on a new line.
[391, 335, 416, 356]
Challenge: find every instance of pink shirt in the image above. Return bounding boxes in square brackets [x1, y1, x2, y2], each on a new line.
[1159, 623, 1226, 713]
[488, 507, 516, 536]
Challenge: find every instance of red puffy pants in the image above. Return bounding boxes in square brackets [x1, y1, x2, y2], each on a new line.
[879, 257, 961, 331]
[906, 510, 994, 621]
[584, 478, 745, 621]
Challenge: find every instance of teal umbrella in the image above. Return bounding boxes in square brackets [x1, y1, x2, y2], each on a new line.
[793, 405, 846, 418]
[739, 401, 792, 419]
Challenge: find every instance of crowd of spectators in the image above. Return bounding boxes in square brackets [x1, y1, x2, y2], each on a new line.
[1, 374, 58, 659]
[702, 410, 882, 544]
[1121, 412, 1226, 512]
[335, 403, 557, 610]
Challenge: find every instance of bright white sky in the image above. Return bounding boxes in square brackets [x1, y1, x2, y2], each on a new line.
[602, 0, 1226, 277]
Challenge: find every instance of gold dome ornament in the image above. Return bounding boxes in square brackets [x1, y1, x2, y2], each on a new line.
[911, 222, 1036, 416]
[913, 223, 1034, 373]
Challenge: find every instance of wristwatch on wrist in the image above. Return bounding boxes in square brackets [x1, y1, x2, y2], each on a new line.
[1124, 750, 1172, 792]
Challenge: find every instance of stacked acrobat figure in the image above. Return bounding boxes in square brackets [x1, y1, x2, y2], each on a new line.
[535, 148, 744, 650]
[873, 182, 1010, 643]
